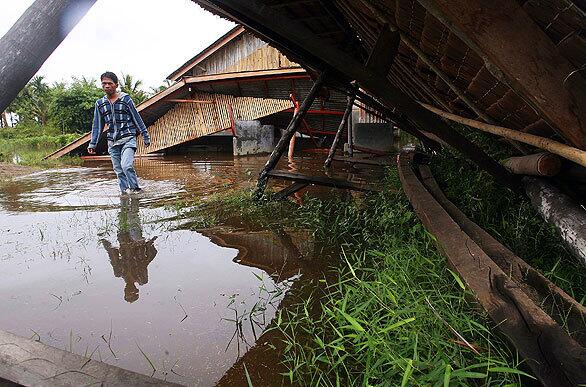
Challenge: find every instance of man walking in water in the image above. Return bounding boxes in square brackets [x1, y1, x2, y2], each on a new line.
[88, 72, 150, 194]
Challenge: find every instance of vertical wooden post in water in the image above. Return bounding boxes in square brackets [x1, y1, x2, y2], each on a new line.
[347, 107, 354, 157]
[287, 96, 300, 160]
[254, 72, 327, 199]
[0, 0, 97, 113]
[325, 86, 356, 168]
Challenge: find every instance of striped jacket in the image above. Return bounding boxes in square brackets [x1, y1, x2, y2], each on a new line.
[88, 92, 150, 148]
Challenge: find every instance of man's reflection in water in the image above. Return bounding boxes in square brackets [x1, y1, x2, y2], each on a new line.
[101, 197, 157, 303]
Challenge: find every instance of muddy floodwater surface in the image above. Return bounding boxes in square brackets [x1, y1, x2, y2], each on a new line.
[0, 153, 384, 385]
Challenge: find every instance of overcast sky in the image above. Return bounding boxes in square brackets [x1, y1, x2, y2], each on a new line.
[0, 0, 235, 90]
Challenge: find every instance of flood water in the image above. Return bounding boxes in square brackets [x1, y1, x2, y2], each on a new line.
[0, 152, 385, 385]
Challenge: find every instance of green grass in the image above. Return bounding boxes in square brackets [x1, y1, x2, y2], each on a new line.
[178, 170, 531, 385]
[0, 124, 81, 168]
[430, 147, 586, 304]
[174, 129, 584, 385]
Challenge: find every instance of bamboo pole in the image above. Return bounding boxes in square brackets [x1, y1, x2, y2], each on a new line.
[421, 102, 586, 168]
[325, 86, 356, 168]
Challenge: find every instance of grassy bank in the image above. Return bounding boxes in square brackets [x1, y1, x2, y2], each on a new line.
[182, 169, 536, 385]
[0, 125, 81, 168]
[430, 138, 585, 303]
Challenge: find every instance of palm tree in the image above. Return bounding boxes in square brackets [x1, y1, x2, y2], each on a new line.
[150, 80, 174, 95]
[10, 76, 52, 126]
[120, 74, 148, 104]
[0, 0, 97, 113]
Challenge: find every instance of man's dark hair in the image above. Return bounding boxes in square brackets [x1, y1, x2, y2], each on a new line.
[101, 71, 118, 84]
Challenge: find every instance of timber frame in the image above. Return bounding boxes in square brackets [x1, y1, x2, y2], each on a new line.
[195, 0, 522, 191]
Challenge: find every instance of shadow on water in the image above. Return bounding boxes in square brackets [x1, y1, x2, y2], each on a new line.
[101, 197, 158, 303]
[0, 152, 385, 385]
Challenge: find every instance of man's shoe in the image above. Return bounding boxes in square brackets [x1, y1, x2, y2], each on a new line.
[127, 187, 143, 194]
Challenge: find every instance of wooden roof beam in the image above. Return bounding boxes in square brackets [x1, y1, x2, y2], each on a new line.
[416, 0, 586, 150]
[365, 24, 400, 77]
[268, 0, 315, 8]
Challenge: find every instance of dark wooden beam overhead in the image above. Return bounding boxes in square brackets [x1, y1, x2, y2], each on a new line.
[193, 0, 520, 190]
[365, 24, 400, 77]
[417, 0, 586, 150]
[0, 0, 97, 113]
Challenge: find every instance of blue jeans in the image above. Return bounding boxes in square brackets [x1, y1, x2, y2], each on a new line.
[109, 138, 139, 193]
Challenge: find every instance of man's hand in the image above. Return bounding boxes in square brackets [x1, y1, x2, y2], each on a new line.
[88, 147, 96, 154]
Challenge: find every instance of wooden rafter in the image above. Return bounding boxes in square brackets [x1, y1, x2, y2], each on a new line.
[416, 0, 586, 150]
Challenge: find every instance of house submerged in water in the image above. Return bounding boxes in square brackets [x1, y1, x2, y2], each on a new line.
[47, 25, 392, 160]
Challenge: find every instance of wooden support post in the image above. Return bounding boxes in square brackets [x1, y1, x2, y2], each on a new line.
[347, 108, 354, 157]
[288, 94, 300, 159]
[366, 24, 400, 77]
[254, 72, 326, 199]
[325, 86, 356, 168]
[288, 133, 297, 160]
[0, 0, 97, 113]
[227, 103, 236, 137]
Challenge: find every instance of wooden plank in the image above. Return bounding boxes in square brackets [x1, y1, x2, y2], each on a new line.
[418, 165, 586, 345]
[183, 67, 307, 85]
[332, 155, 393, 166]
[266, 170, 379, 192]
[167, 25, 246, 81]
[273, 181, 309, 200]
[398, 152, 586, 386]
[166, 99, 214, 103]
[0, 330, 179, 386]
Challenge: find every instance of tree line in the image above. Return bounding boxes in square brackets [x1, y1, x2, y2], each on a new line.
[3, 75, 170, 134]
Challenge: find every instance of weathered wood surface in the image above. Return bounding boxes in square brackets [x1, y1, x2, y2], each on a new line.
[524, 177, 586, 267]
[222, 43, 299, 74]
[267, 170, 379, 192]
[0, 0, 97, 113]
[365, 24, 399, 77]
[0, 330, 180, 386]
[418, 0, 586, 149]
[398, 152, 586, 386]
